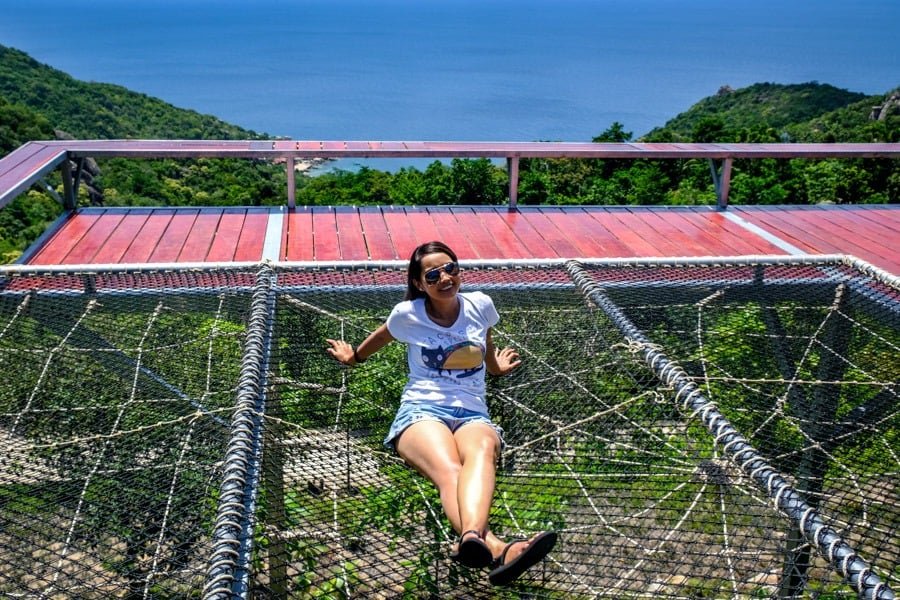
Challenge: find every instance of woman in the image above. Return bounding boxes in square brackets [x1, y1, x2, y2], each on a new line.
[326, 241, 557, 587]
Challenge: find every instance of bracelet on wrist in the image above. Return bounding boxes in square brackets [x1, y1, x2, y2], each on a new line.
[353, 348, 366, 364]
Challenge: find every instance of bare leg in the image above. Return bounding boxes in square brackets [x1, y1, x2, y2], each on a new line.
[397, 421, 501, 536]
[452, 422, 500, 540]
[451, 424, 539, 562]
[397, 420, 540, 566]
[396, 420, 465, 533]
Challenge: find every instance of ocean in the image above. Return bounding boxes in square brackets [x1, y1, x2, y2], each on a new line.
[1, 0, 898, 170]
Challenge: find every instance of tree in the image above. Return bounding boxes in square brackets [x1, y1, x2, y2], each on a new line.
[592, 121, 633, 143]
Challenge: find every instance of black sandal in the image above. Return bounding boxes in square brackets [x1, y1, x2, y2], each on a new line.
[488, 530, 557, 586]
[450, 529, 493, 569]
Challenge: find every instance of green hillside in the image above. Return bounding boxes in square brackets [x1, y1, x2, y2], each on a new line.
[788, 92, 900, 143]
[0, 45, 262, 140]
[645, 82, 868, 141]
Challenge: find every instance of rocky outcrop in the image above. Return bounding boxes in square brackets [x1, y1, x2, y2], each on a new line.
[54, 129, 104, 205]
[869, 91, 900, 121]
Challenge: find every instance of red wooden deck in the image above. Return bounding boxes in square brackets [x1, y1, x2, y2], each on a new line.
[4, 139, 899, 275]
[22, 204, 900, 275]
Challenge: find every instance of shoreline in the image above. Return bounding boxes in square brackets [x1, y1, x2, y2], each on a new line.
[294, 157, 330, 173]
[272, 156, 333, 173]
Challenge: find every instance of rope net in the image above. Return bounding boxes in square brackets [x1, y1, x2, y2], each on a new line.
[0, 260, 896, 599]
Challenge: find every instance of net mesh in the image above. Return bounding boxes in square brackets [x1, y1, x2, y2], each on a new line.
[0, 260, 896, 599]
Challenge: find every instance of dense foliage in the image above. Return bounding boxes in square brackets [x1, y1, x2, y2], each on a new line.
[645, 82, 869, 139]
[0, 45, 262, 139]
[1, 43, 898, 261]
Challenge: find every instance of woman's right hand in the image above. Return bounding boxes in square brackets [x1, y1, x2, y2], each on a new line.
[326, 338, 355, 365]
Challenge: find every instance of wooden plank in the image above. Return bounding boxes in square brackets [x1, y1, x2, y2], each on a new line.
[233, 208, 268, 262]
[312, 207, 341, 261]
[61, 210, 125, 264]
[514, 207, 582, 257]
[819, 205, 900, 246]
[91, 209, 152, 264]
[425, 207, 478, 258]
[774, 206, 895, 265]
[0, 144, 66, 210]
[842, 204, 900, 223]
[401, 206, 441, 256]
[629, 208, 712, 256]
[206, 208, 247, 262]
[381, 206, 420, 260]
[497, 208, 559, 259]
[702, 210, 786, 254]
[294, 141, 322, 151]
[358, 207, 397, 260]
[29, 211, 101, 265]
[120, 210, 176, 263]
[567, 207, 634, 257]
[18, 200, 897, 274]
[588, 208, 672, 257]
[334, 206, 369, 260]
[620, 206, 698, 256]
[0, 143, 49, 180]
[471, 207, 532, 259]
[178, 210, 222, 262]
[17, 209, 71, 265]
[148, 209, 199, 262]
[0, 145, 63, 188]
[448, 208, 503, 259]
[734, 207, 841, 254]
[861, 206, 900, 228]
[535, 207, 607, 257]
[283, 206, 313, 261]
[845, 208, 900, 269]
[640, 207, 755, 256]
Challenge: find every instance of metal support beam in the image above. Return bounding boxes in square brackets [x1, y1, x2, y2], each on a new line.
[285, 157, 296, 209]
[72, 157, 85, 202]
[779, 283, 853, 599]
[38, 179, 64, 205]
[60, 158, 77, 210]
[507, 156, 519, 209]
[709, 158, 733, 210]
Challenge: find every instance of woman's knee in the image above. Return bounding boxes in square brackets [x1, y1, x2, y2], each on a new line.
[455, 424, 501, 462]
[396, 421, 463, 480]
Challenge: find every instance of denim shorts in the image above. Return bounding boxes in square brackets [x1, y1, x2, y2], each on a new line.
[384, 402, 504, 452]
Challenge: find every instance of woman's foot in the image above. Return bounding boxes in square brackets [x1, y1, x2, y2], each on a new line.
[450, 529, 493, 569]
[488, 531, 557, 586]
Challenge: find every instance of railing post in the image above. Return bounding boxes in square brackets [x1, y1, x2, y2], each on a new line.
[709, 158, 733, 210]
[507, 156, 519, 209]
[60, 157, 77, 210]
[285, 157, 296, 210]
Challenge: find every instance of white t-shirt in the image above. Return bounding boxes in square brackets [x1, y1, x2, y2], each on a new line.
[386, 291, 500, 411]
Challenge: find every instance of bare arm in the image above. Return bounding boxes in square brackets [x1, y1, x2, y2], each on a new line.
[326, 323, 395, 366]
[484, 328, 521, 376]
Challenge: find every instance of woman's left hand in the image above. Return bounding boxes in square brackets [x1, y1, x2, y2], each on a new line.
[326, 338, 356, 365]
[493, 346, 522, 375]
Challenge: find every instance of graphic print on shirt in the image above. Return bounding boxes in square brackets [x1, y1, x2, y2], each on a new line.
[421, 340, 484, 378]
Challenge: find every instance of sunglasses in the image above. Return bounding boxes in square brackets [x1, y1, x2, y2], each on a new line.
[423, 261, 460, 285]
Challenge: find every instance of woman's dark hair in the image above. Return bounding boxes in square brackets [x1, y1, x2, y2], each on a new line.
[405, 241, 458, 300]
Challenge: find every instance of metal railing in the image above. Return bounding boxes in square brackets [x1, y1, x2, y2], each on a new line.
[2, 140, 899, 210]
